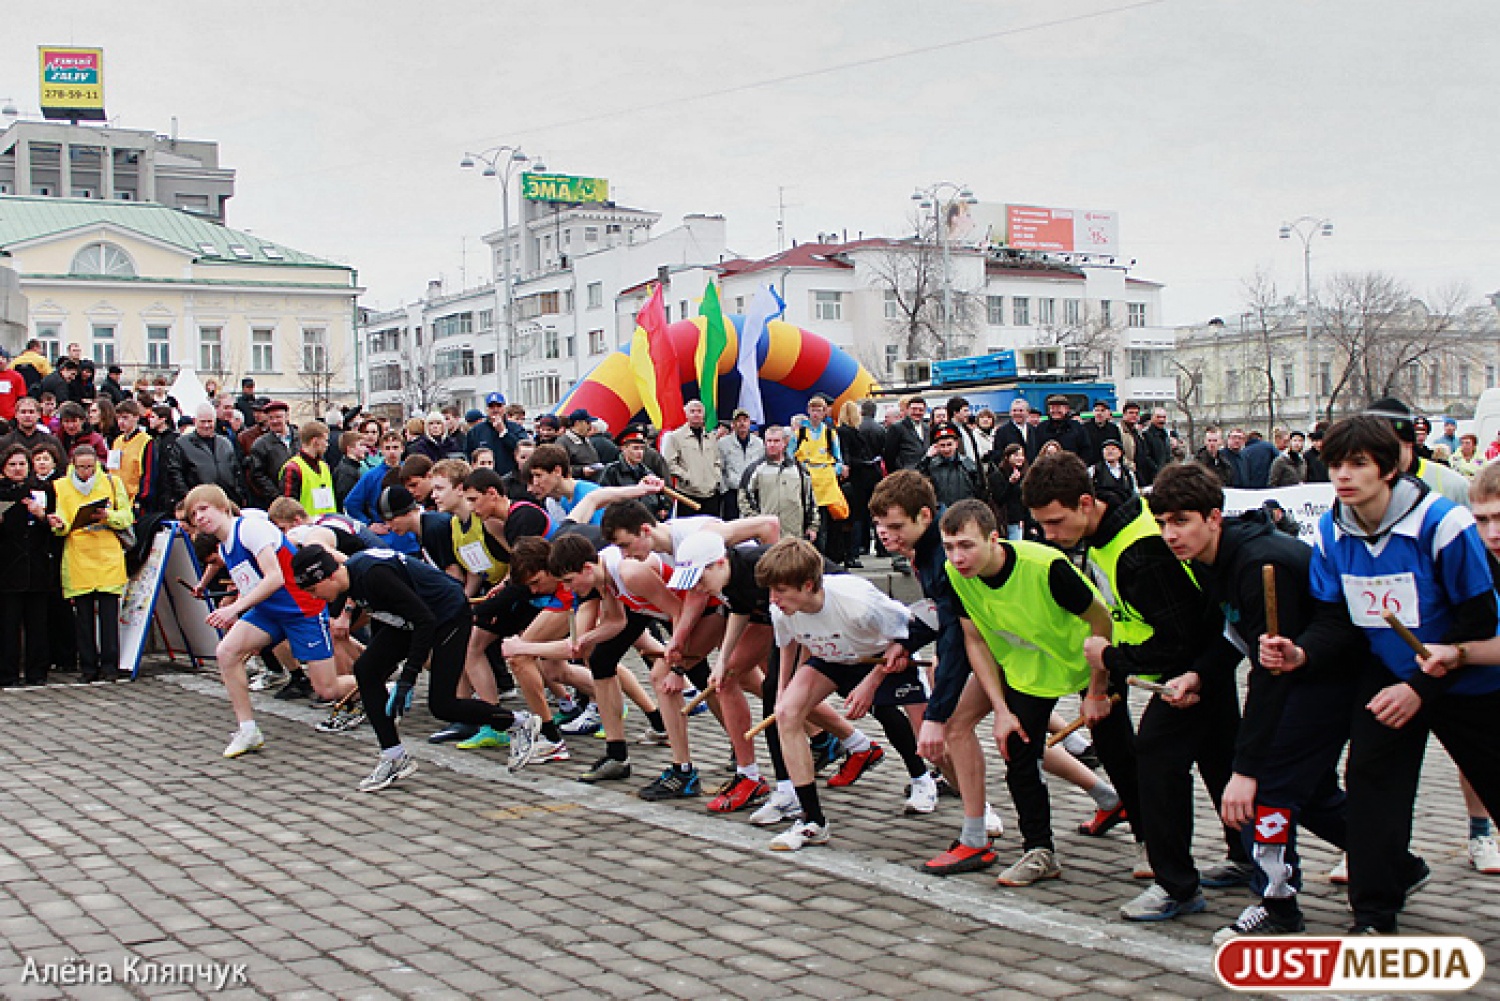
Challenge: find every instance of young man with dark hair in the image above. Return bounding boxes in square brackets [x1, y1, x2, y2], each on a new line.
[526, 443, 603, 526]
[1149, 463, 1366, 942]
[1276, 415, 1500, 934]
[1025, 450, 1246, 918]
[758, 539, 926, 851]
[939, 499, 1114, 885]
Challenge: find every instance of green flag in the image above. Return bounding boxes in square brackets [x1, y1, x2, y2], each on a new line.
[695, 280, 730, 427]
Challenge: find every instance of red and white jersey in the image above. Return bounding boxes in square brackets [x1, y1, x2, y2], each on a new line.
[599, 545, 673, 620]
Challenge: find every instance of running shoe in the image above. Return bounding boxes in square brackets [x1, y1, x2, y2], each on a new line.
[274, 673, 313, 701]
[456, 725, 510, 749]
[507, 715, 544, 772]
[1077, 802, 1127, 836]
[579, 756, 632, 783]
[532, 737, 570, 764]
[749, 787, 803, 827]
[681, 688, 709, 716]
[359, 753, 418, 793]
[995, 847, 1061, 887]
[560, 704, 603, 737]
[809, 731, 841, 773]
[769, 820, 830, 852]
[922, 840, 998, 876]
[1471, 835, 1500, 875]
[638, 766, 701, 801]
[553, 703, 588, 727]
[1212, 903, 1306, 945]
[904, 779, 939, 815]
[1329, 854, 1348, 884]
[984, 802, 1005, 839]
[1200, 859, 1255, 888]
[249, 667, 287, 692]
[707, 775, 770, 813]
[636, 728, 670, 746]
[828, 743, 885, 788]
[1120, 884, 1206, 922]
[316, 704, 366, 733]
[1132, 842, 1155, 880]
[933, 771, 959, 798]
[223, 725, 265, 759]
[428, 721, 480, 744]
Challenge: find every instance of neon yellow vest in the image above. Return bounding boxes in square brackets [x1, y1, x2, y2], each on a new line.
[450, 512, 507, 586]
[945, 541, 1097, 698]
[1084, 501, 1164, 649]
[288, 455, 336, 515]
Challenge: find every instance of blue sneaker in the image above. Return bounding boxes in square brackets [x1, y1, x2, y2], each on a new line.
[638, 765, 701, 801]
[1120, 884, 1207, 922]
[456, 725, 510, 749]
[681, 688, 709, 716]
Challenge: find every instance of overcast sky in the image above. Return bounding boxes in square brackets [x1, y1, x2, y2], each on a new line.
[10, 0, 1498, 325]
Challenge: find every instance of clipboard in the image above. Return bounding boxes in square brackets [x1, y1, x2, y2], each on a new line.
[68, 498, 110, 532]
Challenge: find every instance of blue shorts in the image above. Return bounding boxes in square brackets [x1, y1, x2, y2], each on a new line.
[243, 606, 334, 663]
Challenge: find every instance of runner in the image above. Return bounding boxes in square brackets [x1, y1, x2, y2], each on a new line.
[939, 499, 1114, 885]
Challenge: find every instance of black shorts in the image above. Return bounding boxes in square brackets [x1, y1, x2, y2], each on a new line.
[806, 658, 927, 706]
[472, 581, 542, 638]
[587, 610, 710, 688]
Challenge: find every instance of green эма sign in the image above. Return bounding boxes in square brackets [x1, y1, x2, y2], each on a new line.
[521, 173, 610, 203]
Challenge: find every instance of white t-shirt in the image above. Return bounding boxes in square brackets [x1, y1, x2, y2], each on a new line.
[771, 574, 910, 664]
[667, 515, 724, 553]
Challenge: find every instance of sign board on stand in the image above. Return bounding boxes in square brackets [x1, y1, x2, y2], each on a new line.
[118, 521, 219, 677]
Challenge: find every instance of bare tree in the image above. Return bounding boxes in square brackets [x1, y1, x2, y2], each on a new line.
[397, 331, 456, 415]
[862, 214, 980, 363]
[1035, 309, 1120, 380]
[1171, 355, 1207, 451]
[1239, 270, 1294, 434]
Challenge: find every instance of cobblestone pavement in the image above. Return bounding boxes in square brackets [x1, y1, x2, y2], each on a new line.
[0, 623, 1496, 998]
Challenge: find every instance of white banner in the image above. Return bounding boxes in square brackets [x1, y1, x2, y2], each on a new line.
[1222, 483, 1335, 545]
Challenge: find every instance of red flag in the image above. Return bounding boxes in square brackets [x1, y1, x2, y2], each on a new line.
[629, 285, 686, 430]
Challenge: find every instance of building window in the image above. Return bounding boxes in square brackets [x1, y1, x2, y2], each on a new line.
[814, 291, 843, 322]
[1226, 369, 1240, 401]
[1038, 298, 1056, 327]
[1429, 365, 1441, 397]
[251, 327, 275, 372]
[1012, 297, 1031, 326]
[434, 313, 474, 339]
[679, 300, 689, 321]
[1488, 365, 1498, 388]
[1130, 349, 1151, 379]
[543, 328, 560, 360]
[1281, 363, 1296, 398]
[564, 290, 575, 313]
[1022, 348, 1058, 371]
[735, 297, 745, 313]
[1100, 300, 1113, 326]
[147, 326, 171, 370]
[1128, 302, 1147, 327]
[584, 226, 599, 243]
[35, 324, 61, 362]
[1064, 298, 1082, 326]
[1461, 367, 1471, 397]
[478, 309, 494, 330]
[986, 295, 1004, 325]
[1100, 350, 1114, 378]
[885, 344, 901, 375]
[566, 334, 575, 358]
[887, 291, 904, 322]
[587, 283, 603, 309]
[199, 326, 224, 373]
[588, 329, 607, 355]
[91, 325, 116, 366]
[301, 328, 328, 373]
[70, 242, 136, 277]
[1319, 362, 1332, 397]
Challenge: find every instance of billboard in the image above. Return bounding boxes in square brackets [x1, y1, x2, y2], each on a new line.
[39, 46, 106, 121]
[1006, 204, 1120, 256]
[521, 173, 610, 203]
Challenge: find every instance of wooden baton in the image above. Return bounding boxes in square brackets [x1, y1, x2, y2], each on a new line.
[745, 714, 777, 740]
[1382, 611, 1432, 660]
[680, 685, 714, 717]
[1263, 564, 1279, 638]
[663, 486, 701, 512]
[1045, 693, 1121, 748]
[1126, 676, 1172, 695]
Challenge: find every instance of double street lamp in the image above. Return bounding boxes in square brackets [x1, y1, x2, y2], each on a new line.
[1280, 216, 1334, 428]
[913, 182, 977, 359]
[461, 146, 545, 403]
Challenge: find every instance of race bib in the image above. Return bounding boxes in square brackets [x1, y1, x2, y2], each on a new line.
[106, 449, 122, 471]
[311, 486, 335, 511]
[458, 540, 493, 573]
[1341, 572, 1420, 629]
[30, 490, 44, 508]
[228, 559, 263, 596]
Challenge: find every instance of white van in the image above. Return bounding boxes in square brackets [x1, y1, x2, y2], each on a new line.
[1466, 388, 1500, 447]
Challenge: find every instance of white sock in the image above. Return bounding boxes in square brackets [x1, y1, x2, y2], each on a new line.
[239, 720, 258, 735]
[381, 744, 406, 761]
[737, 764, 761, 781]
[1062, 730, 1090, 755]
[511, 710, 532, 730]
[777, 779, 795, 797]
[1087, 779, 1121, 811]
[842, 730, 871, 754]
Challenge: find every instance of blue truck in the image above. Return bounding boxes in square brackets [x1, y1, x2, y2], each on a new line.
[881, 350, 1117, 415]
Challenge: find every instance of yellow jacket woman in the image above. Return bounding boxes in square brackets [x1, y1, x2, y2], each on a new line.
[52, 449, 133, 599]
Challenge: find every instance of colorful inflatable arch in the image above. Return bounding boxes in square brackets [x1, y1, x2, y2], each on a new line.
[555, 316, 879, 432]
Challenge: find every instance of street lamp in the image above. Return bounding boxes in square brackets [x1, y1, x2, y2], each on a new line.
[461, 146, 545, 404]
[1280, 216, 1334, 428]
[912, 182, 977, 359]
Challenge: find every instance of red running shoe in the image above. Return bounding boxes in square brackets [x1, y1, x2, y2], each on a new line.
[922, 840, 998, 876]
[1078, 802, 1128, 836]
[707, 775, 771, 813]
[828, 743, 885, 788]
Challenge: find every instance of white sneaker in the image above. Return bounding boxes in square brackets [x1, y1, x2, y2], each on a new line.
[560, 703, 602, 737]
[223, 725, 265, 759]
[534, 737, 570, 763]
[1329, 854, 1348, 884]
[1470, 835, 1500, 875]
[983, 802, 1005, 839]
[996, 847, 1061, 887]
[507, 715, 544, 773]
[359, 753, 418, 792]
[1133, 841, 1155, 879]
[636, 728, 670, 746]
[904, 778, 939, 815]
[769, 819, 831, 852]
[750, 787, 803, 827]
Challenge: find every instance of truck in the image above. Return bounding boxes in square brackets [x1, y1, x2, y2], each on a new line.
[880, 350, 1116, 416]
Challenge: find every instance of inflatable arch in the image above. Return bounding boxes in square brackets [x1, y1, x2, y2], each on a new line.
[555, 316, 879, 432]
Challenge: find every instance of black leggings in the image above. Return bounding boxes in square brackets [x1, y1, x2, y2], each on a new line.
[356, 612, 513, 750]
[871, 703, 927, 780]
[762, 651, 790, 782]
[588, 610, 657, 681]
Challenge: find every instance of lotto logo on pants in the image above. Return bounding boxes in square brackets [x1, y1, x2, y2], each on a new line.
[1253, 805, 1291, 844]
[1214, 937, 1484, 992]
